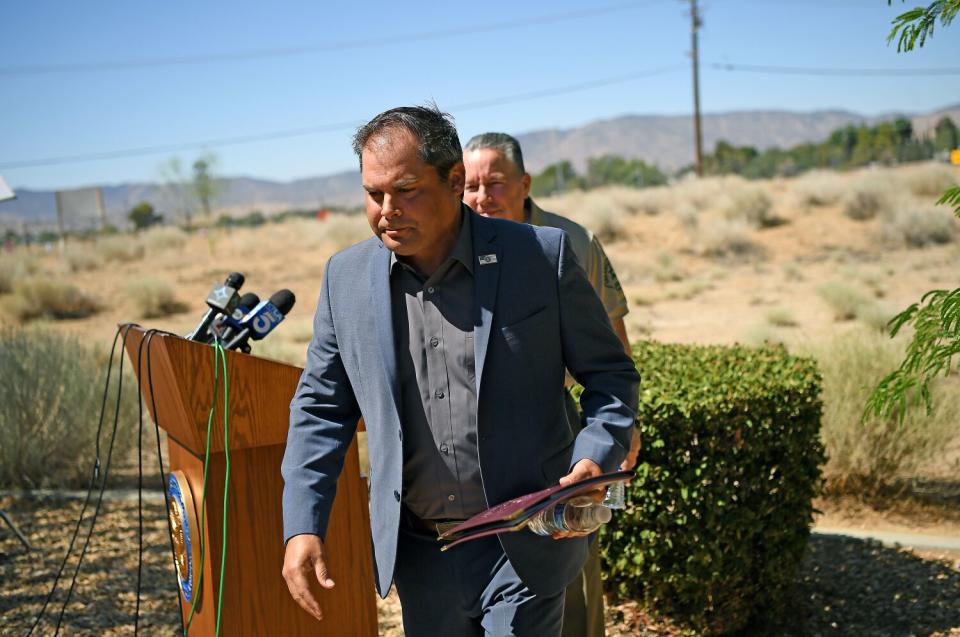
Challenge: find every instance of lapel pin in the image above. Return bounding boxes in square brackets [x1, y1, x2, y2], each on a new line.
[478, 254, 498, 265]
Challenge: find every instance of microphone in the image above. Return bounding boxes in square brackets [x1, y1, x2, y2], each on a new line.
[210, 292, 261, 344]
[186, 272, 245, 341]
[223, 289, 296, 352]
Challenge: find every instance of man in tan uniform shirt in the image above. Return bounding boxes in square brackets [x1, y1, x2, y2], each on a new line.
[463, 132, 638, 637]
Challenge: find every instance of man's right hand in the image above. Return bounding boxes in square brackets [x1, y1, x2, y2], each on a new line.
[282, 534, 335, 621]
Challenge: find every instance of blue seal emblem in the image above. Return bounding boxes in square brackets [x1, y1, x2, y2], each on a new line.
[167, 471, 200, 604]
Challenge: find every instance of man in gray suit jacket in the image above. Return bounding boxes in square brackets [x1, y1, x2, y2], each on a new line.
[281, 105, 640, 636]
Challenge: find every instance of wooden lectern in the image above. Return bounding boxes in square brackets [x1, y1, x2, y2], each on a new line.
[123, 327, 378, 636]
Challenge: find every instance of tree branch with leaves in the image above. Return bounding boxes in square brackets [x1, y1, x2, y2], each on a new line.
[866, 4, 960, 421]
[887, 0, 960, 52]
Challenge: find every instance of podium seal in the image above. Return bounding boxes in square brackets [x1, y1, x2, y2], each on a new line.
[167, 470, 201, 605]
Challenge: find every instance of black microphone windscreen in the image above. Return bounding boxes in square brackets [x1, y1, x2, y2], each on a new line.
[225, 272, 245, 289]
[269, 289, 296, 315]
[237, 292, 260, 308]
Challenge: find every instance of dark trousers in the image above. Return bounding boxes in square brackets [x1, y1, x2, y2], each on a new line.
[393, 525, 565, 637]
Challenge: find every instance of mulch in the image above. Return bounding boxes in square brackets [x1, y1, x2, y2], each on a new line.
[1, 494, 958, 636]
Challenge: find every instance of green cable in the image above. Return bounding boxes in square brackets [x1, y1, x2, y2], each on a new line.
[184, 341, 220, 634]
[214, 341, 231, 636]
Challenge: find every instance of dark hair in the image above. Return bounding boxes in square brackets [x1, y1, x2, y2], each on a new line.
[352, 104, 462, 182]
[464, 132, 526, 175]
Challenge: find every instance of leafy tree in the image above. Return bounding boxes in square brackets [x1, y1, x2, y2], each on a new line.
[697, 117, 951, 178]
[192, 152, 220, 218]
[585, 155, 667, 188]
[934, 116, 959, 151]
[128, 202, 164, 230]
[866, 2, 960, 420]
[531, 161, 583, 198]
[158, 157, 195, 227]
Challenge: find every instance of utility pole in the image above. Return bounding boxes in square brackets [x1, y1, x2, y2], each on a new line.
[689, 0, 704, 177]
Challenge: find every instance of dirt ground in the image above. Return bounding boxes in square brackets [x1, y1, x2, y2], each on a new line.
[1, 494, 958, 637]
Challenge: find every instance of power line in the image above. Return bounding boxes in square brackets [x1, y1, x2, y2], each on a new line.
[449, 65, 684, 110]
[711, 62, 960, 76]
[0, 65, 686, 170]
[0, 1, 668, 76]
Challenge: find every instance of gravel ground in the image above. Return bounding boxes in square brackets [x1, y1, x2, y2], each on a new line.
[2, 495, 958, 637]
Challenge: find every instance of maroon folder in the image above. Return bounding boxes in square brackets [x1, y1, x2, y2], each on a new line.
[438, 469, 633, 550]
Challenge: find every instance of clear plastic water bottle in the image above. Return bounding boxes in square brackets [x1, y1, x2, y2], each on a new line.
[602, 480, 626, 510]
[527, 497, 613, 536]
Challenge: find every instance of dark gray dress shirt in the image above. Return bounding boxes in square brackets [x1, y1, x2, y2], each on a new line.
[390, 212, 486, 521]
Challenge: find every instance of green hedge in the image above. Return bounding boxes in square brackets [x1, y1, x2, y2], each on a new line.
[595, 341, 824, 635]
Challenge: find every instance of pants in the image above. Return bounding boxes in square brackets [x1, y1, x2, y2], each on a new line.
[393, 525, 565, 637]
[561, 537, 606, 637]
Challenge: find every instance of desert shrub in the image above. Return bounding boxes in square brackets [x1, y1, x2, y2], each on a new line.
[11, 276, 102, 320]
[817, 281, 870, 321]
[280, 213, 371, 253]
[674, 205, 700, 231]
[697, 219, 758, 259]
[791, 169, 845, 207]
[722, 186, 780, 228]
[630, 186, 672, 216]
[62, 243, 102, 272]
[321, 213, 375, 251]
[742, 323, 787, 347]
[781, 262, 805, 282]
[802, 329, 958, 492]
[595, 342, 823, 634]
[97, 235, 145, 263]
[141, 225, 188, 254]
[0, 255, 23, 294]
[663, 279, 712, 301]
[896, 162, 959, 197]
[125, 277, 186, 318]
[855, 302, 895, 332]
[673, 175, 746, 211]
[765, 306, 798, 327]
[880, 205, 956, 247]
[0, 326, 138, 488]
[841, 177, 895, 221]
[652, 251, 685, 283]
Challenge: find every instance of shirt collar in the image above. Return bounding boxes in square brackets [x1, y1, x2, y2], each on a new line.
[390, 206, 474, 276]
[524, 197, 542, 225]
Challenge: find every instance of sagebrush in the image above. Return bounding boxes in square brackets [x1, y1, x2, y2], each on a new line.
[0, 327, 139, 488]
[803, 328, 958, 492]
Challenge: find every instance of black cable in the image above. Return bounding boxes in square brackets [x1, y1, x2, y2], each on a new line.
[53, 323, 135, 635]
[145, 329, 189, 636]
[133, 328, 157, 636]
[26, 324, 126, 636]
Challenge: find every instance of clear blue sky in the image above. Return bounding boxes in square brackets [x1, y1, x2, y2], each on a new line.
[2, 0, 958, 190]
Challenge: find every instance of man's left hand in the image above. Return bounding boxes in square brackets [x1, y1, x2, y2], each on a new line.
[553, 459, 604, 539]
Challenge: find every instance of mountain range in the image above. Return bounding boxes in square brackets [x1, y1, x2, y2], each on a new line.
[3, 103, 958, 227]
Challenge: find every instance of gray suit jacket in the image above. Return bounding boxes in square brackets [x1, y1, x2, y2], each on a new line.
[282, 209, 640, 597]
